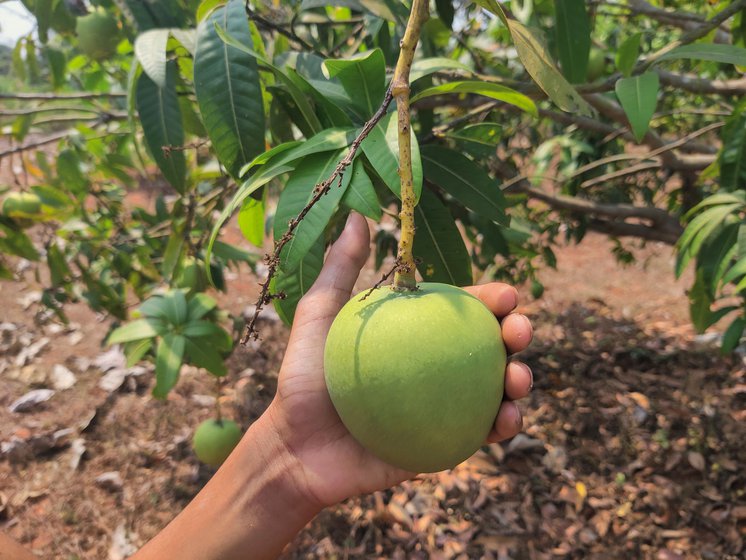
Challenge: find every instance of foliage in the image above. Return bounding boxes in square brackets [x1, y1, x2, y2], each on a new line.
[3, 0, 746, 397]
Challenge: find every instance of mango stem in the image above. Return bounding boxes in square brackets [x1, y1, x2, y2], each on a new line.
[392, 0, 428, 291]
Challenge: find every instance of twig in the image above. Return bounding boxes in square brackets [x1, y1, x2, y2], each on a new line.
[241, 89, 395, 343]
[244, 1, 327, 58]
[162, 140, 209, 156]
[0, 92, 126, 101]
[0, 130, 70, 159]
[360, 258, 404, 301]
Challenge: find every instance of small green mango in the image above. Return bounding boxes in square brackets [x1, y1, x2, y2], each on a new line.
[192, 418, 242, 467]
[76, 8, 120, 61]
[324, 282, 506, 473]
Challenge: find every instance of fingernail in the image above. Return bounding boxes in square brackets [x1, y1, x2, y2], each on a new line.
[499, 287, 518, 310]
[514, 403, 523, 428]
[525, 363, 534, 391]
[344, 212, 359, 231]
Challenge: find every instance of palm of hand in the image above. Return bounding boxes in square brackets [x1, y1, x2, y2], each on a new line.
[267, 214, 533, 508]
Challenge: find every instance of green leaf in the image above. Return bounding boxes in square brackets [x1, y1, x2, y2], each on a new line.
[720, 106, 746, 191]
[342, 159, 381, 220]
[239, 128, 356, 178]
[134, 28, 170, 88]
[445, 123, 503, 158]
[657, 44, 746, 66]
[273, 151, 352, 273]
[212, 24, 323, 136]
[35, 0, 53, 43]
[124, 338, 153, 367]
[555, 0, 590, 84]
[323, 49, 386, 118]
[721, 317, 746, 354]
[362, 111, 423, 201]
[187, 293, 218, 321]
[44, 47, 66, 90]
[697, 222, 739, 296]
[0, 226, 39, 261]
[689, 272, 713, 333]
[12, 39, 26, 82]
[410, 81, 537, 117]
[722, 256, 746, 287]
[163, 290, 189, 325]
[435, 0, 455, 28]
[186, 338, 227, 376]
[195, 0, 266, 178]
[677, 203, 744, 276]
[237, 196, 265, 248]
[197, 0, 224, 22]
[410, 57, 471, 82]
[56, 149, 89, 193]
[136, 61, 187, 192]
[153, 333, 186, 398]
[615, 72, 659, 142]
[272, 234, 325, 325]
[616, 33, 642, 77]
[107, 318, 164, 344]
[420, 145, 508, 225]
[413, 189, 472, 286]
[183, 319, 230, 342]
[162, 225, 185, 281]
[475, 1, 593, 116]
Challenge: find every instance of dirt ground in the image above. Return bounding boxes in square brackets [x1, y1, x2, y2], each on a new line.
[1, 209, 745, 560]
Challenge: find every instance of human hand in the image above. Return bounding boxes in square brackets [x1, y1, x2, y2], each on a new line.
[266, 212, 533, 509]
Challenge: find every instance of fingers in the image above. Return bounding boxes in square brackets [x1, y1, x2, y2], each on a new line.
[486, 401, 522, 443]
[298, 212, 370, 320]
[501, 313, 532, 354]
[464, 283, 518, 318]
[505, 361, 532, 400]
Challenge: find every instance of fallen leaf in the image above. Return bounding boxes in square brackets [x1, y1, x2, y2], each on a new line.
[8, 389, 55, 412]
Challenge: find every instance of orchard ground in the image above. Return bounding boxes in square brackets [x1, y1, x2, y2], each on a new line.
[0, 172, 745, 557]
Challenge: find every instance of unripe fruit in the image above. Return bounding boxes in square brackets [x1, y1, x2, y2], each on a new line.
[587, 47, 606, 82]
[2, 192, 42, 218]
[76, 8, 120, 61]
[192, 418, 242, 467]
[324, 282, 506, 472]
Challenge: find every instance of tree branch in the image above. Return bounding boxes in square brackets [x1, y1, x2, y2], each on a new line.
[0, 92, 125, 101]
[626, 0, 731, 44]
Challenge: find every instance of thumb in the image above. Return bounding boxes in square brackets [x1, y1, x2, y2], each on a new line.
[295, 212, 371, 326]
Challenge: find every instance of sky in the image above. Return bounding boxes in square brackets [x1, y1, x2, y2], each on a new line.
[0, 1, 36, 46]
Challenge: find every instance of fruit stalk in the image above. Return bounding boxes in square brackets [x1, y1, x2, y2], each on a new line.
[392, 0, 429, 291]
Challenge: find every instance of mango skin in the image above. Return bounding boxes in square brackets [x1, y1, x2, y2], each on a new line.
[324, 282, 506, 472]
[192, 419, 242, 467]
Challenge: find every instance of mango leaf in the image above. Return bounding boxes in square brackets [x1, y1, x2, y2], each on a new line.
[125, 339, 153, 368]
[34, 0, 53, 43]
[107, 318, 164, 344]
[421, 145, 508, 225]
[272, 234, 325, 325]
[689, 272, 713, 333]
[657, 44, 746, 66]
[186, 293, 218, 321]
[323, 49, 386, 118]
[153, 333, 186, 398]
[362, 111, 423, 201]
[721, 317, 746, 354]
[616, 33, 642, 77]
[720, 105, 746, 190]
[677, 202, 744, 276]
[413, 188, 472, 286]
[446, 123, 503, 158]
[134, 28, 170, 88]
[273, 151, 352, 273]
[239, 128, 356, 177]
[342, 159, 381, 220]
[195, 0, 265, 179]
[162, 289, 188, 326]
[411, 81, 537, 117]
[697, 222, 739, 296]
[186, 338, 227, 376]
[136, 61, 186, 192]
[615, 72, 659, 142]
[237, 196, 265, 248]
[474, 0, 593, 116]
[555, 0, 590, 83]
[300, 0, 406, 23]
[44, 47, 66, 89]
[410, 57, 471, 82]
[213, 23, 323, 136]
